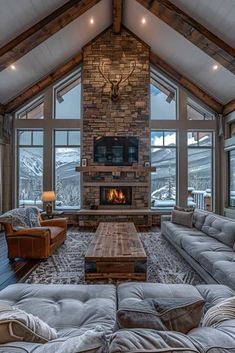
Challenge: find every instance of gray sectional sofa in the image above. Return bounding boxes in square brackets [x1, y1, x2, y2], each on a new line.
[0, 282, 235, 352]
[162, 209, 235, 289]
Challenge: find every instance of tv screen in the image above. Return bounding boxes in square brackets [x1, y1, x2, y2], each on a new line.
[94, 136, 138, 165]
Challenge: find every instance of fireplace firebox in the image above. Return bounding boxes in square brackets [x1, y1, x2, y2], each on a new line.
[100, 186, 132, 206]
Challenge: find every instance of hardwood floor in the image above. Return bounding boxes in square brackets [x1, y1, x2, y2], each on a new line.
[0, 232, 39, 290]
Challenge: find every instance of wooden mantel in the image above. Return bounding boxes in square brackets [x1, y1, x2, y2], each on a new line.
[75, 165, 156, 172]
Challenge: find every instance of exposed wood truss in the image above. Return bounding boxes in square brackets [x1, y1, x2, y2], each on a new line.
[0, 104, 5, 115]
[4, 53, 82, 113]
[0, 0, 100, 72]
[150, 51, 223, 113]
[113, 0, 123, 34]
[223, 98, 235, 116]
[136, 0, 235, 75]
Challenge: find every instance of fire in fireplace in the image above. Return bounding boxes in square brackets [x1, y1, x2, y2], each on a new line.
[100, 186, 132, 206]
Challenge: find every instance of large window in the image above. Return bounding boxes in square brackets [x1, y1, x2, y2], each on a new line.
[188, 131, 213, 210]
[151, 131, 177, 209]
[229, 150, 235, 207]
[17, 130, 43, 207]
[150, 70, 177, 120]
[54, 71, 81, 119]
[54, 130, 81, 209]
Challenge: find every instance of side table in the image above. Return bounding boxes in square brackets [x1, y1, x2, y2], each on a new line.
[41, 211, 64, 220]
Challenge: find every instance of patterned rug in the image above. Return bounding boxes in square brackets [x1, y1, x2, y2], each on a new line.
[25, 228, 205, 285]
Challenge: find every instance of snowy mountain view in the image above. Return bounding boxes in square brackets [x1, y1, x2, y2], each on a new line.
[19, 147, 80, 209]
[151, 132, 212, 209]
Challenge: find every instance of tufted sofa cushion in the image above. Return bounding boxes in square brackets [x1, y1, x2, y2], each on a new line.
[201, 214, 235, 248]
[0, 283, 116, 353]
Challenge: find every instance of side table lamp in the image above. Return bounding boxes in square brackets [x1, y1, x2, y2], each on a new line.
[41, 191, 56, 216]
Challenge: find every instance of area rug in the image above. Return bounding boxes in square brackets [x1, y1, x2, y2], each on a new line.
[24, 228, 205, 285]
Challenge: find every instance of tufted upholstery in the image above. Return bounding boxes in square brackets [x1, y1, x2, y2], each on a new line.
[161, 210, 235, 290]
[112, 283, 235, 353]
[202, 214, 235, 248]
[0, 283, 235, 352]
[0, 283, 116, 353]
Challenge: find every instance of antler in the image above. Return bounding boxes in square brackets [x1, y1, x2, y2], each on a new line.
[98, 62, 111, 84]
[120, 61, 136, 85]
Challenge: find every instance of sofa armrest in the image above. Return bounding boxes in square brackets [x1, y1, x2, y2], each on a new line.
[161, 215, 172, 224]
[40, 218, 67, 228]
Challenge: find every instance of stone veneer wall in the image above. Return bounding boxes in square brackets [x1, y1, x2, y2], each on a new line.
[82, 28, 150, 209]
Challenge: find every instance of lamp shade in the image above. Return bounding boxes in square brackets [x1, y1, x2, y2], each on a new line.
[41, 191, 56, 202]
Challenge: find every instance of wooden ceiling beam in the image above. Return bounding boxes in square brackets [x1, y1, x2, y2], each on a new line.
[223, 98, 235, 116]
[150, 51, 223, 113]
[0, 0, 100, 72]
[0, 104, 5, 115]
[4, 53, 82, 113]
[136, 0, 235, 74]
[113, 0, 123, 34]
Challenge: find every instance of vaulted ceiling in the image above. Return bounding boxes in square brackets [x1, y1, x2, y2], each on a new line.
[0, 0, 234, 114]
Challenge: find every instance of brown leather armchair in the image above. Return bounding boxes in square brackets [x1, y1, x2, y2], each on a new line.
[2, 217, 67, 260]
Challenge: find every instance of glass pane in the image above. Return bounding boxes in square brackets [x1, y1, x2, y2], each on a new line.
[55, 147, 81, 209]
[27, 102, 44, 119]
[55, 131, 67, 146]
[151, 131, 164, 146]
[164, 131, 176, 146]
[19, 131, 31, 145]
[187, 98, 214, 120]
[187, 132, 198, 146]
[188, 148, 212, 211]
[198, 132, 212, 146]
[18, 147, 43, 207]
[18, 101, 44, 120]
[151, 147, 176, 209]
[150, 83, 176, 120]
[55, 81, 81, 119]
[68, 131, 80, 145]
[33, 131, 43, 145]
[229, 150, 235, 207]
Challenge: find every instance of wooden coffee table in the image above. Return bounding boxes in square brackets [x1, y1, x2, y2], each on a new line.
[85, 222, 147, 281]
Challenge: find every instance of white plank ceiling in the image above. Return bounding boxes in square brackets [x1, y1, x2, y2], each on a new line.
[0, 0, 234, 107]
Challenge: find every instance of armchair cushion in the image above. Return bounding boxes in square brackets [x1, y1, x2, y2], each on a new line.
[0, 207, 41, 231]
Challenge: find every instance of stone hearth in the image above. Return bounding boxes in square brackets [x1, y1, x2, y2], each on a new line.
[82, 27, 150, 216]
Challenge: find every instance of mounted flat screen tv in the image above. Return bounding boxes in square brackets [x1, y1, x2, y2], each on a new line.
[94, 136, 139, 165]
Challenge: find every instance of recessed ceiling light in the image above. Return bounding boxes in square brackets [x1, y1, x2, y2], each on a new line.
[90, 17, 94, 24]
[212, 64, 218, 71]
[141, 17, 146, 24]
[10, 64, 16, 70]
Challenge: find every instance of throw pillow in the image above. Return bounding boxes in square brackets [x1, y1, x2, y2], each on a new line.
[0, 207, 41, 230]
[171, 210, 193, 228]
[33, 326, 107, 353]
[116, 297, 205, 334]
[202, 296, 235, 328]
[0, 302, 57, 344]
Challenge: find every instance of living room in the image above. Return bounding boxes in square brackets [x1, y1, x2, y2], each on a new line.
[0, 0, 235, 352]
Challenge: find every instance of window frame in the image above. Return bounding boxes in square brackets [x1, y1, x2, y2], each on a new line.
[187, 130, 214, 211]
[54, 129, 81, 210]
[53, 69, 82, 120]
[16, 129, 44, 207]
[150, 68, 178, 121]
[151, 130, 178, 210]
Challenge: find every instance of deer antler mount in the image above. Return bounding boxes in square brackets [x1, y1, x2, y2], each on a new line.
[98, 61, 136, 102]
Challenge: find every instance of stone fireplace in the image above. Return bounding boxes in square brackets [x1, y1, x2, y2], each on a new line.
[82, 27, 150, 216]
[100, 186, 132, 206]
